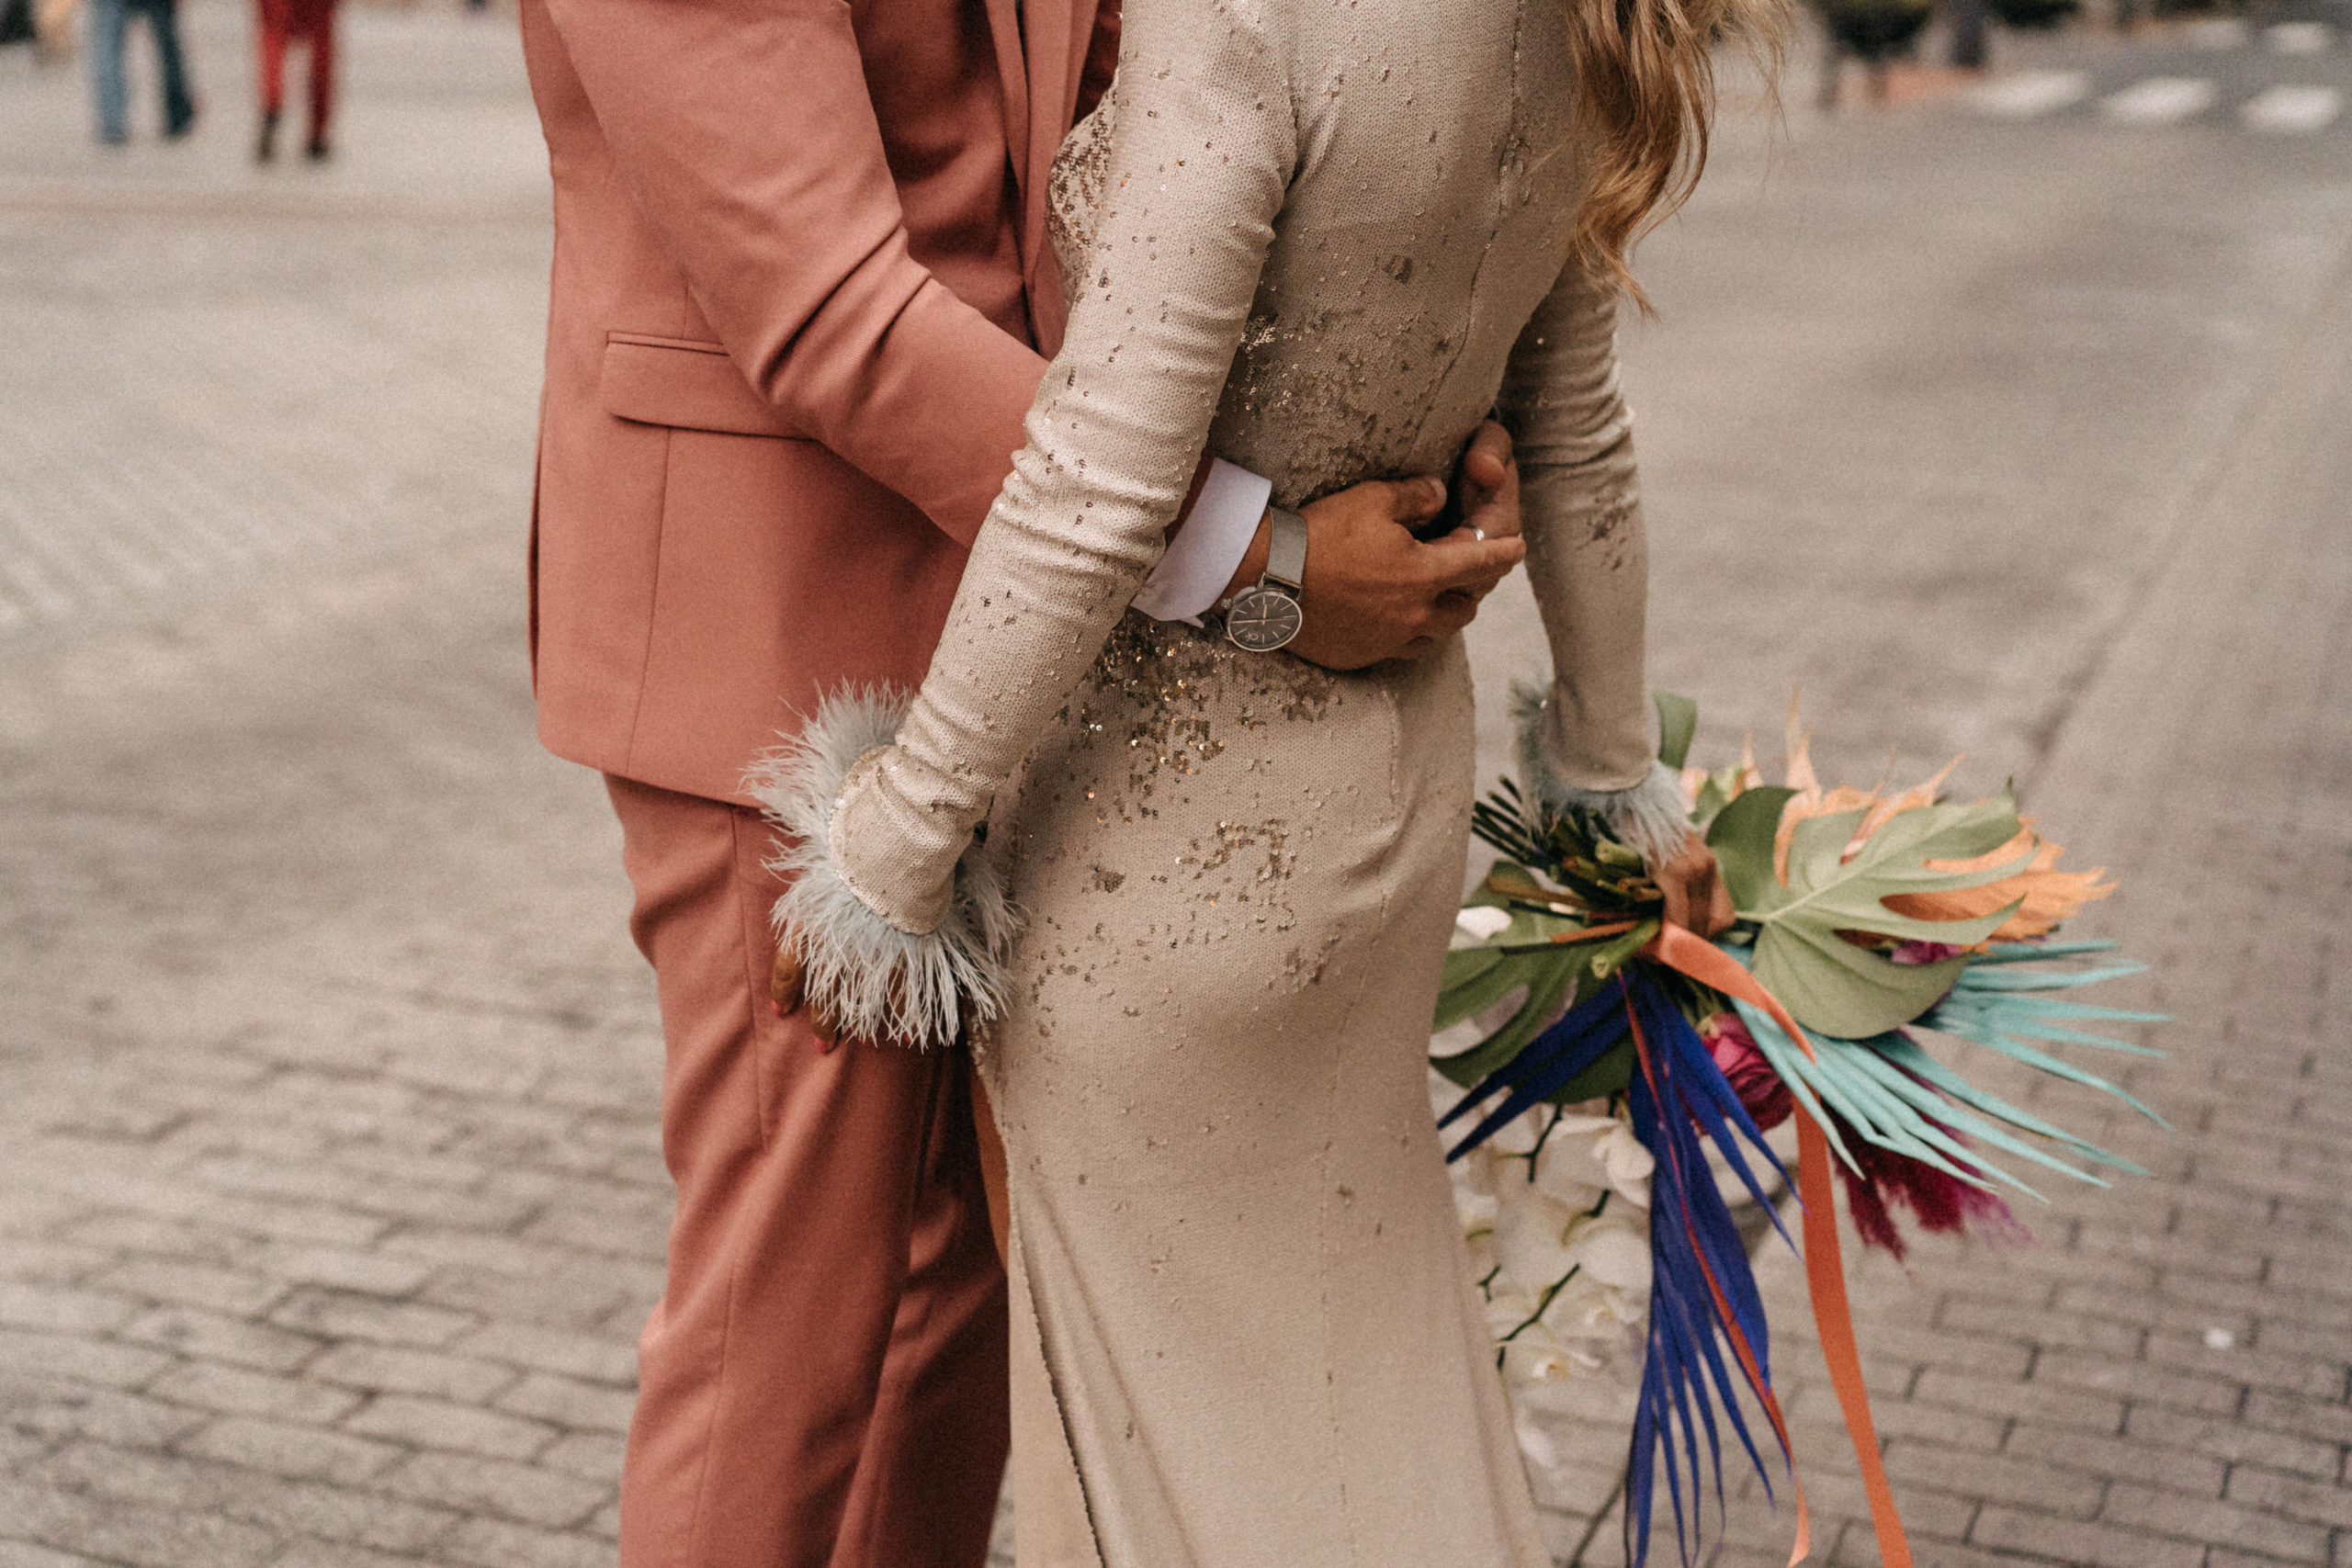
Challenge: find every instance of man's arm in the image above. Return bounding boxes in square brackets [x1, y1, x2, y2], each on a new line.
[545, 0, 1524, 651]
[541, 0, 1044, 545]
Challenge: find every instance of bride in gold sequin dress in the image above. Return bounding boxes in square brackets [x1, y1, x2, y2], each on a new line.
[755, 0, 1777, 1562]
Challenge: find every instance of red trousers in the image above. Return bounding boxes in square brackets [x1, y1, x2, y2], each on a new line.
[255, 0, 334, 139]
[603, 775, 1008, 1568]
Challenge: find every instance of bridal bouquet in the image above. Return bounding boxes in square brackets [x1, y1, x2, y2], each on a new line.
[1433, 694, 2166, 1568]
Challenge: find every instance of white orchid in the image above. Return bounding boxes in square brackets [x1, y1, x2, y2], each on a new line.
[1540, 1111, 1655, 1211]
[1492, 1189, 1583, 1296]
[1560, 1209, 1651, 1292]
[1501, 1328, 1589, 1385]
[1430, 1073, 1659, 1429]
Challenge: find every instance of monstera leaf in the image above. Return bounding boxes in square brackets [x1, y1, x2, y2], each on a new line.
[1708, 784, 2036, 1038]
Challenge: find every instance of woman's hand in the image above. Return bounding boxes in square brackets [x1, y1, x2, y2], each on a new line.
[1656, 837, 1736, 940]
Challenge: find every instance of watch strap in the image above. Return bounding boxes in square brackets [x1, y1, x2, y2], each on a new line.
[1264, 504, 1307, 593]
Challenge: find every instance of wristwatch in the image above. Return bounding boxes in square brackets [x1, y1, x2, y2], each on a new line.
[1223, 504, 1307, 653]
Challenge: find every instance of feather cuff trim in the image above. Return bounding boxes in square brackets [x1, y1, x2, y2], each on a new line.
[745, 686, 1018, 1051]
[1510, 681, 1695, 870]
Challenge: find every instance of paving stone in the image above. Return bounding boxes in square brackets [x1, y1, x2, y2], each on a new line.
[2241, 1392, 2352, 1449]
[2004, 1420, 2226, 1495]
[0, 1474, 278, 1568]
[439, 1517, 617, 1568]
[144, 1362, 361, 1427]
[2121, 1404, 2341, 1481]
[38, 1442, 459, 1554]
[537, 1430, 627, 1484]
[309, 1343, 516, 1404]
[1969, 1505, 2205, 1568]
[344, 1393, 555, 1461]
[376, 1450, 609, 1529]
[54, 1214, 249, 1269]
[2143, 1330, 2349, 1401]
[2031, 1350, 2245, 1416]
[1910, 1369, 2127, 1435]
[0, 1284, 141, 1337]
[0, 1378, 209, 1450]
[1881, 1439, 2106, 1517]
[118, 1306, 322, 1374]
[176, 1416, 406, 1488]
[2226, 1467, 2352, 1532]
[87, 1259, 287, 1318]
[0, 1329, 174, 1391]
[495, 1372, 636, 1435]
[417, 1268, 637, 1338]
[267, 1542, 437, 1568]
[453, 1323, 637, 1387]
[2100, 1483, 2332, 1564]
[244, 1246, 433, 1299]
[0, 1240, 110, 1289]
[0, 1542, 109, 1568]
[269, 1291, 479, 1348]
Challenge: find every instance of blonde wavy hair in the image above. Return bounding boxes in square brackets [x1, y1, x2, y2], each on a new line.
[1567, 0, 1790, 306]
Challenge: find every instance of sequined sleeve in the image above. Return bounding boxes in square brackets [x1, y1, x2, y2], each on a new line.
[754, 2, 1301, 1044]
[1495, 259, 1659, 799]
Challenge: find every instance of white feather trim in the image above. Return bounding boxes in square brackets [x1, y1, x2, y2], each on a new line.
[1510, 681, 1696, 871]
[744, 686, 1018, 1051]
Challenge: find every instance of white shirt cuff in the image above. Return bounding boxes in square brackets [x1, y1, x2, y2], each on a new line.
[1130, 458, 1272, 624]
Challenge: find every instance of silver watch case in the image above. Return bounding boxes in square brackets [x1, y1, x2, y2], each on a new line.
[1224, 583, 1304, 652]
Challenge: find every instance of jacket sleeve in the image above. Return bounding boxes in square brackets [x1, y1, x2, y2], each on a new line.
[1495, 262, 1690, 863]
[540, 0, 1046, 546]
[750, 3, 1297, 1047]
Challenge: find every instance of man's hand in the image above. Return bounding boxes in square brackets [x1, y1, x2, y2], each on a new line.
[1217, 421, 1528, 671]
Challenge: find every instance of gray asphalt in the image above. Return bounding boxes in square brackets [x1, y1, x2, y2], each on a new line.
[3, 5, 2349, 1565]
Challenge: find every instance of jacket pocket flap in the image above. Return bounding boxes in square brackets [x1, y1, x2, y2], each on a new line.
[600, 335, 800, 439]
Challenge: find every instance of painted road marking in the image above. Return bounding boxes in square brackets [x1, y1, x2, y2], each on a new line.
[2183, 17, 2249, 49]
[1971, 69, 2093, 117]
[2266, 22, 2333, 54]
[2101, 76, 2219, 123]
[2241, 84, 2344, 132]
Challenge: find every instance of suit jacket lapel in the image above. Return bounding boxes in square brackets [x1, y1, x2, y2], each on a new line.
[981, 0, 1030, 205]
[1018, 0, 1099, 355]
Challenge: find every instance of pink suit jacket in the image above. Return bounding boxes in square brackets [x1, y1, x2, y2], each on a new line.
[519, 0, 1103, 807]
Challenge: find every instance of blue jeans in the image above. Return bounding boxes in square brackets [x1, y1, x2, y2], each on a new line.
[87, 0, 196, 142]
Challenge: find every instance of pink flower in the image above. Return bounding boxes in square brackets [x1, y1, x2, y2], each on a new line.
[1700, 1012, 1793, 1132]
[1891, 940, 1965, 966]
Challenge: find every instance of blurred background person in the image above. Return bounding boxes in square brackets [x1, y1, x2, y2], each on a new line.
[85, 0, 194, 144]
[254, 0, 335, 162]
[35, 0, 82, 62]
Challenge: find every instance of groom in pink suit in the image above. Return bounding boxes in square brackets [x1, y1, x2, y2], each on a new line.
[517, 1, 1527, 1562]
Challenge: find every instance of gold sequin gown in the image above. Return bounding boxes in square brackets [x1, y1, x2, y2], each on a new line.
[821, 0, 1658, 1562]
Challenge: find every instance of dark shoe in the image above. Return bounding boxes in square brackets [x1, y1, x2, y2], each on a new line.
[304, 135, 330, 162]
[254, 107, 278, 163]
[165, 103, 198, 140]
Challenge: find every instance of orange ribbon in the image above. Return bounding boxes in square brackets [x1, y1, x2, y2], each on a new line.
[1644, 924, 1915, 1568]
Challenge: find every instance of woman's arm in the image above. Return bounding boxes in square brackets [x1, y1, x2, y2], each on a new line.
[755, 3, 1302, 1047]
[1498, 261, 1730, 931]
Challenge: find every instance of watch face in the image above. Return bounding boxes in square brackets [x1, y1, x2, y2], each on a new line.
[1226, 586, 1303, 652]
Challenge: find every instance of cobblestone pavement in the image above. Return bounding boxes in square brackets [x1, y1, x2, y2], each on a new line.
[2, 6, 2348, 1566]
